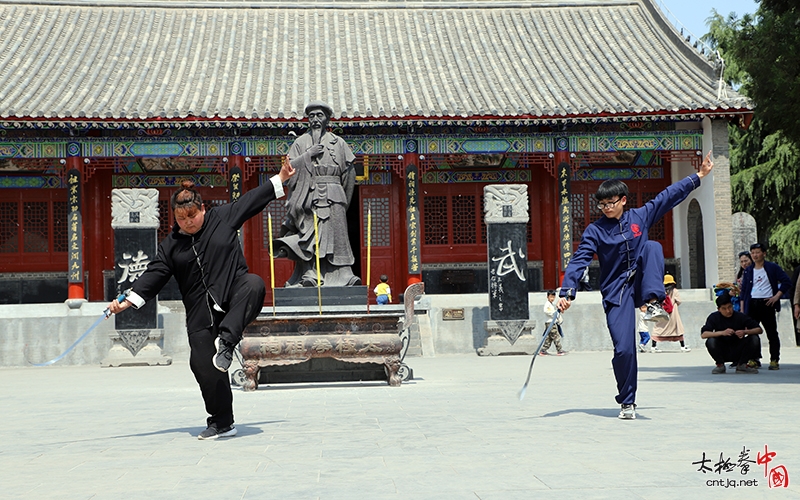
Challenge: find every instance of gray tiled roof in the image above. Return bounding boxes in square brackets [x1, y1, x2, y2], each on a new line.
[0, 0, 750, 123]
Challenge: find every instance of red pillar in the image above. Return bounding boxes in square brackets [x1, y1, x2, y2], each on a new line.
[86, 166, 111, 301]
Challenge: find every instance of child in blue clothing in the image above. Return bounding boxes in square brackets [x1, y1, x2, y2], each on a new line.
[637, 305, 651, 353]
[557, 151, 714, 420]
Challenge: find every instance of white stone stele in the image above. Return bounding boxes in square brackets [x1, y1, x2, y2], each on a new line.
[477, 319, 539, 356]
[101, 329, 172, 367]
[111, 188, 160, 229]
[483, 184, 529, 224]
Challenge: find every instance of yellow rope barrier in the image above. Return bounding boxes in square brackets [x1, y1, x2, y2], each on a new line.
[314, 211, 322, 315]
[366, 202, 372, 313]
[268, 212, 276, 316]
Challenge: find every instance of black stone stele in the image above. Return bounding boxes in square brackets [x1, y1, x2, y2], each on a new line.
[114, 228, 157, 330]
[487, 223, 529, 320]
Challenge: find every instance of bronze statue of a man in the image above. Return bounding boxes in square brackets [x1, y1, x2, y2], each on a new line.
[274, 101, 362, 287]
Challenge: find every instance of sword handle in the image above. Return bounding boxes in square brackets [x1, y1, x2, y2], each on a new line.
[104, 293, 129, 318]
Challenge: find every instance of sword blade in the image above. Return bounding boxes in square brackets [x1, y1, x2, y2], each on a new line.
[29, 310, 110, 367]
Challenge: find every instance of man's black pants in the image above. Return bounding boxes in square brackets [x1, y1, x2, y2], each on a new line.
[188, 273, 265, 429]
[705, 335, 761, 366]
[748, 298, 781, 362]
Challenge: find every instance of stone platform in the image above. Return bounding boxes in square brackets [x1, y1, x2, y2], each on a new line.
[239, 312, 408, 390]
[273, 285, 368, 306]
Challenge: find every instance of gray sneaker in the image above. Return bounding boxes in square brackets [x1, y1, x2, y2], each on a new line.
[712, 364, 726, 374]
[197, 424, 237, 440]
[736, 364, 758, 374]
[212, 337, 234, 372]
[643, 302, 669, 322]
[618, 404, 636, 420]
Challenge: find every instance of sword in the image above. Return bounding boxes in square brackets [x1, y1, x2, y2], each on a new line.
[27, 293, 126, 367]
[518, 307, 561, 401]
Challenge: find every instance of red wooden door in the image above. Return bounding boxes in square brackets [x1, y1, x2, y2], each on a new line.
[252, 198, 294, 304]
[359, 183, 404, 304]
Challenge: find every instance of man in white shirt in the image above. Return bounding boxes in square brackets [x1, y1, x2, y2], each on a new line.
[739, 242, 792, 370]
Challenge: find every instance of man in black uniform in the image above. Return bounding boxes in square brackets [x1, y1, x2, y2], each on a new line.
[109, 159, 295, 440]
[701, 292, 763, 375]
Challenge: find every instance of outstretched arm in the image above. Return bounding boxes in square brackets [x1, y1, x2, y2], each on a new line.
[278, 155, 297, 184]
[641, 150, 713, 228]
[696, 150, 714, 179]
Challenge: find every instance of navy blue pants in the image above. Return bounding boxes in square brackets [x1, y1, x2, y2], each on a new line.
[603, 241, 664, 405]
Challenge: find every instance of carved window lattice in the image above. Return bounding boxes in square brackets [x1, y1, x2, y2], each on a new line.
[53, 201, 68, 252]
[0, 202, 19, 252]
[158, 200, 171, 242]
[452, 195, 477, 245]
[641, 192, 665, 240]
[363, 197, 391, 247]
[263, 200, 289, 249]
[23, 202, 49, 252]
[423, 196, 448, 245]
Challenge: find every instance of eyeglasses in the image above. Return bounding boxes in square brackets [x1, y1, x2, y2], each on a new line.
[597, 198, 622, 211]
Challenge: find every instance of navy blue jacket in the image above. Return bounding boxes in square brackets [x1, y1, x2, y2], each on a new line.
[740, 261, 792, 313]
[560, 174, 700, 306]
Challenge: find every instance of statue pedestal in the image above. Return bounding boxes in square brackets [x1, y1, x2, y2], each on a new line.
[102, 329, 172, 367]
[274, 286, 368, 307]
[478, 319, 539, 356]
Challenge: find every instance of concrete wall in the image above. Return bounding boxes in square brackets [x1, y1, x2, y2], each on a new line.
[418, 291, 796, 355]
[0, 301, 188, 367]
[1, 292, 795, 367]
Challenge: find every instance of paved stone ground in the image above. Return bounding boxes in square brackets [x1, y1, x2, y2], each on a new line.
[3, 345, 800, 499]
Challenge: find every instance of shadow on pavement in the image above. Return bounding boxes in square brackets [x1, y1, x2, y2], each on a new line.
[639, 363, 800, 384]
[518, 407, 654, 420]
[39, 420, 284, 446]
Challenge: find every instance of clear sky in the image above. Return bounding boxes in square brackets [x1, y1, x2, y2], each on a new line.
[656, 0, 759, 39]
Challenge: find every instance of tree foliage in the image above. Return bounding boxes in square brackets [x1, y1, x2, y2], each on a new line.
[703, 8, 800, 270]
[733, 3, 800, 145]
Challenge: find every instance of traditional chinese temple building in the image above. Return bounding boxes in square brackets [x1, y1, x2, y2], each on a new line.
[0, 0, 751, 305]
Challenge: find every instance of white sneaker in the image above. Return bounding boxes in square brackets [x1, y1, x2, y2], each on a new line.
[638, 343, 647, 353]
[643, 302, 669, 322]
[650, 346, 661, 353]
[619, 404, 636, 420]
[681, 346, 691, 352]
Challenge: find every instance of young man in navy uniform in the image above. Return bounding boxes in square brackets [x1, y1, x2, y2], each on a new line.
[558, 151, 714, 420]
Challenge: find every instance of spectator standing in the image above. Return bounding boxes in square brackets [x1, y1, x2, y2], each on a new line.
[736, 251, 752, 289]
[374, 274, 392, 305]
[739, 242, 792, 370]
[650, 274, 690, 352]
[541, 291, 567, 356]
[637, 305, 651, 353]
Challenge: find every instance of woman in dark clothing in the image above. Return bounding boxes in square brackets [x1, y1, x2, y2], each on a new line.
[737, 251, 752, 287]
[108, 159, 295, 440]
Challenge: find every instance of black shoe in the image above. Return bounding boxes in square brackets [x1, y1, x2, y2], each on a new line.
[213, 337, 234, 372]
[197, 424, 237, 440]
